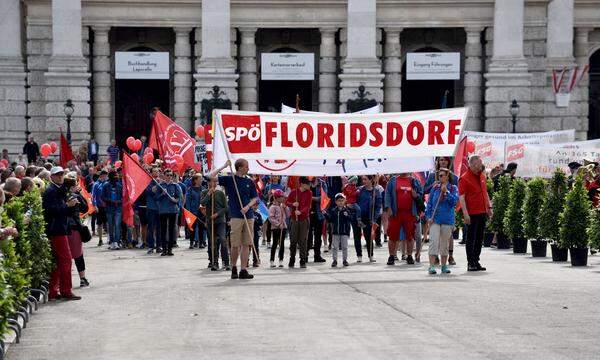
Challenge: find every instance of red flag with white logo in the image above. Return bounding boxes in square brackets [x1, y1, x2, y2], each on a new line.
[148, 111, 199, 172]
[183, 208, 198, 230]
[122, 152, 152, 226]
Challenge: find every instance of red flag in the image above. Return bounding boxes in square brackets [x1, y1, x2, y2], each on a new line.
[59, 133, 75, 168]
[122, 152, 153, 226]
[148, 110, 199, 172]
[182, 208, 198, 230]
[453, 136, 469, 178]
[287, 176, 299, 191]
[204, 124, 213, 171]
[320, 188, 330, 212]
[78, 177, 95, 218]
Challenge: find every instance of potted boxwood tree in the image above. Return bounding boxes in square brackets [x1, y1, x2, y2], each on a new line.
[539, 169, 568, 261]
[559, 174, 591, 266]
[504, 177, 527, 253]
[491, 175, 511, 249]
[588, 207, 600, 256]
[523, 178, 547, 257]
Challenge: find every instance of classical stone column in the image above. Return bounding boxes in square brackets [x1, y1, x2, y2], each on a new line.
[464, 27, 484, 131]
[194, 0, 238, 123]
[92, 26, 111, 149]
[383, 28, 402, 112]
[338, 0, 384, 113]
[574, 27, 592, 139]
[238, 28, 258, 111]
[174, 27, 193, 132]
[44, 0, 90, 142]
[319, 28, 337, 113]
[484, 0, 531, 132]
[0, 0, 27, 154]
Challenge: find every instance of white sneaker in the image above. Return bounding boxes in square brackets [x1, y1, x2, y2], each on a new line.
[270, 261, 275, 268]
[278, 260, 283, 267]
[109, 242, 117, 250]
[369, 257, 376, 263]
[357, 256, 362, 263]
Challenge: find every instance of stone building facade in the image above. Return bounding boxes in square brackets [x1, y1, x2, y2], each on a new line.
[1, 0, 600, 154]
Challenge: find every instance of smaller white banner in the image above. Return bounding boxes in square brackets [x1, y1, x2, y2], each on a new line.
[115, 52, 170, 80]
[406, 52, 460, 80]
[261, 53, 314, 80]
[281, 104, 380, 115]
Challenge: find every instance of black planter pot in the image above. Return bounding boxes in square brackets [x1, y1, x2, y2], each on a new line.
[551, 243, 568, 262]
[512, 237, 527, 253]
[483, 232, 494, 247]
[569, 247, 588, 266]
[496, 233, 511, 249]
[530, 240, 548, 257]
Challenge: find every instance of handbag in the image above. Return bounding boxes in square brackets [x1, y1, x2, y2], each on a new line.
[78, 223, 92, 243]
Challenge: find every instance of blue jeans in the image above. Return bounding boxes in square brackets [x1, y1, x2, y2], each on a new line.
[146, 209, 160, 248]
[106, 209, 122, 244]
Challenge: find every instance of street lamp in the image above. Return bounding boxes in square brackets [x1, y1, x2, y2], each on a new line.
[509, 99, 520, 134]
[63, 99, 74, 144]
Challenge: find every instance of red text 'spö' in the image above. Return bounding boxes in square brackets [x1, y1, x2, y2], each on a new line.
[221, 114, 462, 154]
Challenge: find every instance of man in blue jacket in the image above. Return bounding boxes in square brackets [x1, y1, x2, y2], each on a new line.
[357, 175, 382, 263]
[145, 166, 161, 254]
[92, 170, 107, 246]
[308, 177, 327, 263]
[156, 169, 183, 256]
[102, 171, 123, 250]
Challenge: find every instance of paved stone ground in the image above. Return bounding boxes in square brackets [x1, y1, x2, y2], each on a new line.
[6, 236, 600, 360]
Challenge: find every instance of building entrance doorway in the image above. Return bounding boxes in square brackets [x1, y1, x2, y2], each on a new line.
[259, 80, 313, 112]
[589, 49, 600, 140]
[401, 47, 456, 111]
[114, 78, 169, 146]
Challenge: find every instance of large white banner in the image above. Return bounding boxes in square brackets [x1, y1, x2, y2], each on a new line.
[213, 108, 468, 164]
[281, 104, 381, 115]
[511, 139, 600, 178]
[464, 130, 576, 168]
[115, 52, 169, 79]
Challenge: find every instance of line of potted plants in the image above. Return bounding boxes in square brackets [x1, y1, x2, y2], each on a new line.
[522, 177, 547, 257]
[490, 174, 511, 249]
[559, 174, 591, 266]
[539, 168, 569, 261]
[504, 177, 528, 254]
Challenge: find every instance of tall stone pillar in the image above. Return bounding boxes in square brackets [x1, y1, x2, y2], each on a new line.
[0, 0, 27, 154]
[92, 26, 111, 149]
[383, 28, 402, 112]
[238, 28, 258, 111]
[319, 28, 337, 113]
[174, 27, 193, 132]
[338, 0, 383, 113]
[484, 0, 531, 132]
[194, 0, 238, 124]
[575, 27, 592, 139]
[464, 27, 484, 131]
[44, 0, 90, 142]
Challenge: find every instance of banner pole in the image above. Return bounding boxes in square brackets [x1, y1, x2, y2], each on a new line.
[214, 110, 261, 264]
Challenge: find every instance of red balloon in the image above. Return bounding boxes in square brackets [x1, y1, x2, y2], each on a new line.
[50, 142, 58, 153]
[0, 159, 8, 167]
[126, 136, 135, 151]
[144, 147, 153, 155]
[131, 153, 139, 162]
[133, 139, 142, 151]
[195, 126, 205, 139]
[41, 143, 52, 157]
[114, 160, 122, 169]
[466, 141, 476, 154]
[143, 153, 154, 164]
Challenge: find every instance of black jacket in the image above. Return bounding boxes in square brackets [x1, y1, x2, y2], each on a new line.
[66, 193, 89, 229]
[325, 206, 352, 236]
[22, 141, 39, 163]
[42, 182, 72, 236]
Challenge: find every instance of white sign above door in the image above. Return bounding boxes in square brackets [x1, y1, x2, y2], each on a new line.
[406, 52, 460, 80]
[115, 51, 170, 80]
[261, 53, 315, 81]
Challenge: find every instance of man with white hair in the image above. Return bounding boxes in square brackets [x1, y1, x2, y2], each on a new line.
[14, 165, 25, 179]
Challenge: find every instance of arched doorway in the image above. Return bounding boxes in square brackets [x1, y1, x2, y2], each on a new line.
[258, 47, 314, 112]
[589, 49, 600, 140]
[401, 47, 456, 111]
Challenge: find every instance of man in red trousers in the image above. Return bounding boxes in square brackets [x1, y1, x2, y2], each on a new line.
[42, 166, 82, 301]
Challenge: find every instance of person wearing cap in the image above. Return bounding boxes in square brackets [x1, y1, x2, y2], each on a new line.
[92, 170, 108, 246]
[325, 193, 352, 267]
[285, 176, 313, 268]
[201, 176, 230, 270]
[269, 189, 290, 267]
[42, 166, 82, 301]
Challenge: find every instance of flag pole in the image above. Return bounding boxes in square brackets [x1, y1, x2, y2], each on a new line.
[211, 189, 215, 268]
[213, 110, 260, 264]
